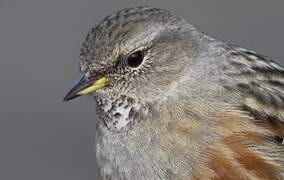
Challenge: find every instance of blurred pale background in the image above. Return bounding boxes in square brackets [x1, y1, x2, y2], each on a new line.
[0, 0, 283, 179]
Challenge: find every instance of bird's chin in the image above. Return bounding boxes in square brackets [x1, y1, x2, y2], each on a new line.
[91, 89, 149, 131]
[92, 88, 116, 102]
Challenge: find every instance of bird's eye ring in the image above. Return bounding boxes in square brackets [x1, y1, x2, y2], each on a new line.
[126, 50, 144, 68]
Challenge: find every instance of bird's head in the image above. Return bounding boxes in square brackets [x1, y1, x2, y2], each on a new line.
[64, 6, 197, 105]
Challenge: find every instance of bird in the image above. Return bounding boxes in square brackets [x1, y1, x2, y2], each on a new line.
[64, 6, 284, 180]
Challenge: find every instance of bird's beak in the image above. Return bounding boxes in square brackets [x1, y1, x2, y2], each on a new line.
[63, 74, 110, 102]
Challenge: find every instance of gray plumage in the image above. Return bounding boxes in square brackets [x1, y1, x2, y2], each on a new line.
[66, 6, 284, 179]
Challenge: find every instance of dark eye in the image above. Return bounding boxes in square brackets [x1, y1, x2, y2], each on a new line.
[127, 50, 144, 68]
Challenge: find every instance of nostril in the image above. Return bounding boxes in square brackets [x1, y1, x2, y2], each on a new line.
[86, 70, 104, 80]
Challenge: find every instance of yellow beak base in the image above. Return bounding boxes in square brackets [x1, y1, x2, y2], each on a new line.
[77, 77, 110, 95]
[63, 76, 110, 102]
